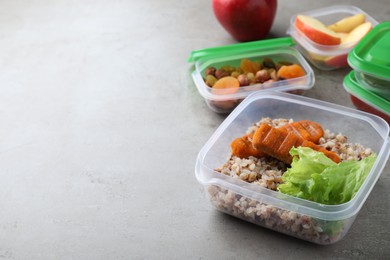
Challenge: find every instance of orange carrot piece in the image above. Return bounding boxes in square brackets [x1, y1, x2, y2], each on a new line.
[230, 134, 265, 158]
[252, 124, 340, 164]
[277, 132, 299, 157]
[280, 120, 324, 144]
[261, 127, 281, 149]
[299, 120, 324, 143]
[230, 120, 324, 160]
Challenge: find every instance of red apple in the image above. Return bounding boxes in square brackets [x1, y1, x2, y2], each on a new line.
[212, 0, 277, 42]
[295, 15, 341, 45]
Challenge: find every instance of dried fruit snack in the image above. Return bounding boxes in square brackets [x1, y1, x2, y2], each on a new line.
[204, 57, 306, 90]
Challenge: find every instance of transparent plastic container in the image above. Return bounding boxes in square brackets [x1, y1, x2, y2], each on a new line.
[343, 71, 390, 124]
[287, 5, 378, 70]
[189, 38, 314, 114]
[195, 91, 390, 245]
[348, 22, 390, 100]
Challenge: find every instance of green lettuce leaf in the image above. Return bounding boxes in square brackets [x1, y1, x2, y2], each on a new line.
[278, 147, 377, 205]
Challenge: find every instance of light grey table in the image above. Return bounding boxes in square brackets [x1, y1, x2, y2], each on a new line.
[0, 0, 389, 259]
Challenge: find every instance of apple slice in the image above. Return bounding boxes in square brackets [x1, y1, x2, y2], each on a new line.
[328, 13, 366, 33]
[343, 22, 372, 44]
[295, 15, 341, 45]
[336, 32, 348, 42]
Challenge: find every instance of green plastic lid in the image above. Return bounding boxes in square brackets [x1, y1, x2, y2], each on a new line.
[188, 37, 295, 63]
[348, 22, 390, 79]
[343, 71, 390, 114]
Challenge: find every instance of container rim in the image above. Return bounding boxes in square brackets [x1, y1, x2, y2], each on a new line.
[287, 5, 379, 56]
[195, 91, 390, 220]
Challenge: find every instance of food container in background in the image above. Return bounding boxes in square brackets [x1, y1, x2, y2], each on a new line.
[195, 91, 390, 245]
[188, 38, 314, 114]
[287, 5, 378, 70]
[348, 22, 390, 100]
[343, 71, 390, 124]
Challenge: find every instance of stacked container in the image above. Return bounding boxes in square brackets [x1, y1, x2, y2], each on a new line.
[345, 22, 390, 124]
[343, 71, 390, 124]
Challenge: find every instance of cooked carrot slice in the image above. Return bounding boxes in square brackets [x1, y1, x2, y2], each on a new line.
[278, 132, 298, 153]
[230, 134, 265, 158]
[280, 120, 324, 144]
[252, 124, 340, 164]
[277, 64, 305, 79]
[261, 127, 281, 149]
[253, 125, 290, 163]
[281, 124, 301, 138]
[211, 76, 240, 95]
[299, 120, 324, 143]
[231, 120, 324, 160]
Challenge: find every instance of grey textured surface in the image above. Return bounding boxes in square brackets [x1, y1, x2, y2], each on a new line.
[0, 0, 389, 259]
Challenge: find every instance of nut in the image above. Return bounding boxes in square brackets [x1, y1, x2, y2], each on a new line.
[205, 67, 216, 76]
[215, 69, 229, 79]
[255, 69, 271, 83]
[237, 74, 250, 86]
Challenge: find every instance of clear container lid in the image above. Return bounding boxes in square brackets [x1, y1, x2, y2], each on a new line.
[343, 71, 390, 116]
[348, 22, 390, 80]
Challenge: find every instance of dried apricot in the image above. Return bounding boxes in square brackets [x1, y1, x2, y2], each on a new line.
[211, 76, 240, 95]
[277, 64, 305, 79]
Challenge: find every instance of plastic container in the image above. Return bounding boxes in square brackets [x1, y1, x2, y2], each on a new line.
[287, 5, 378, 70]
[188, 38, 314, 114]
[348, 22, 390, 100]
[195, 91, 390, 245]
[343, 71, 390, 124]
